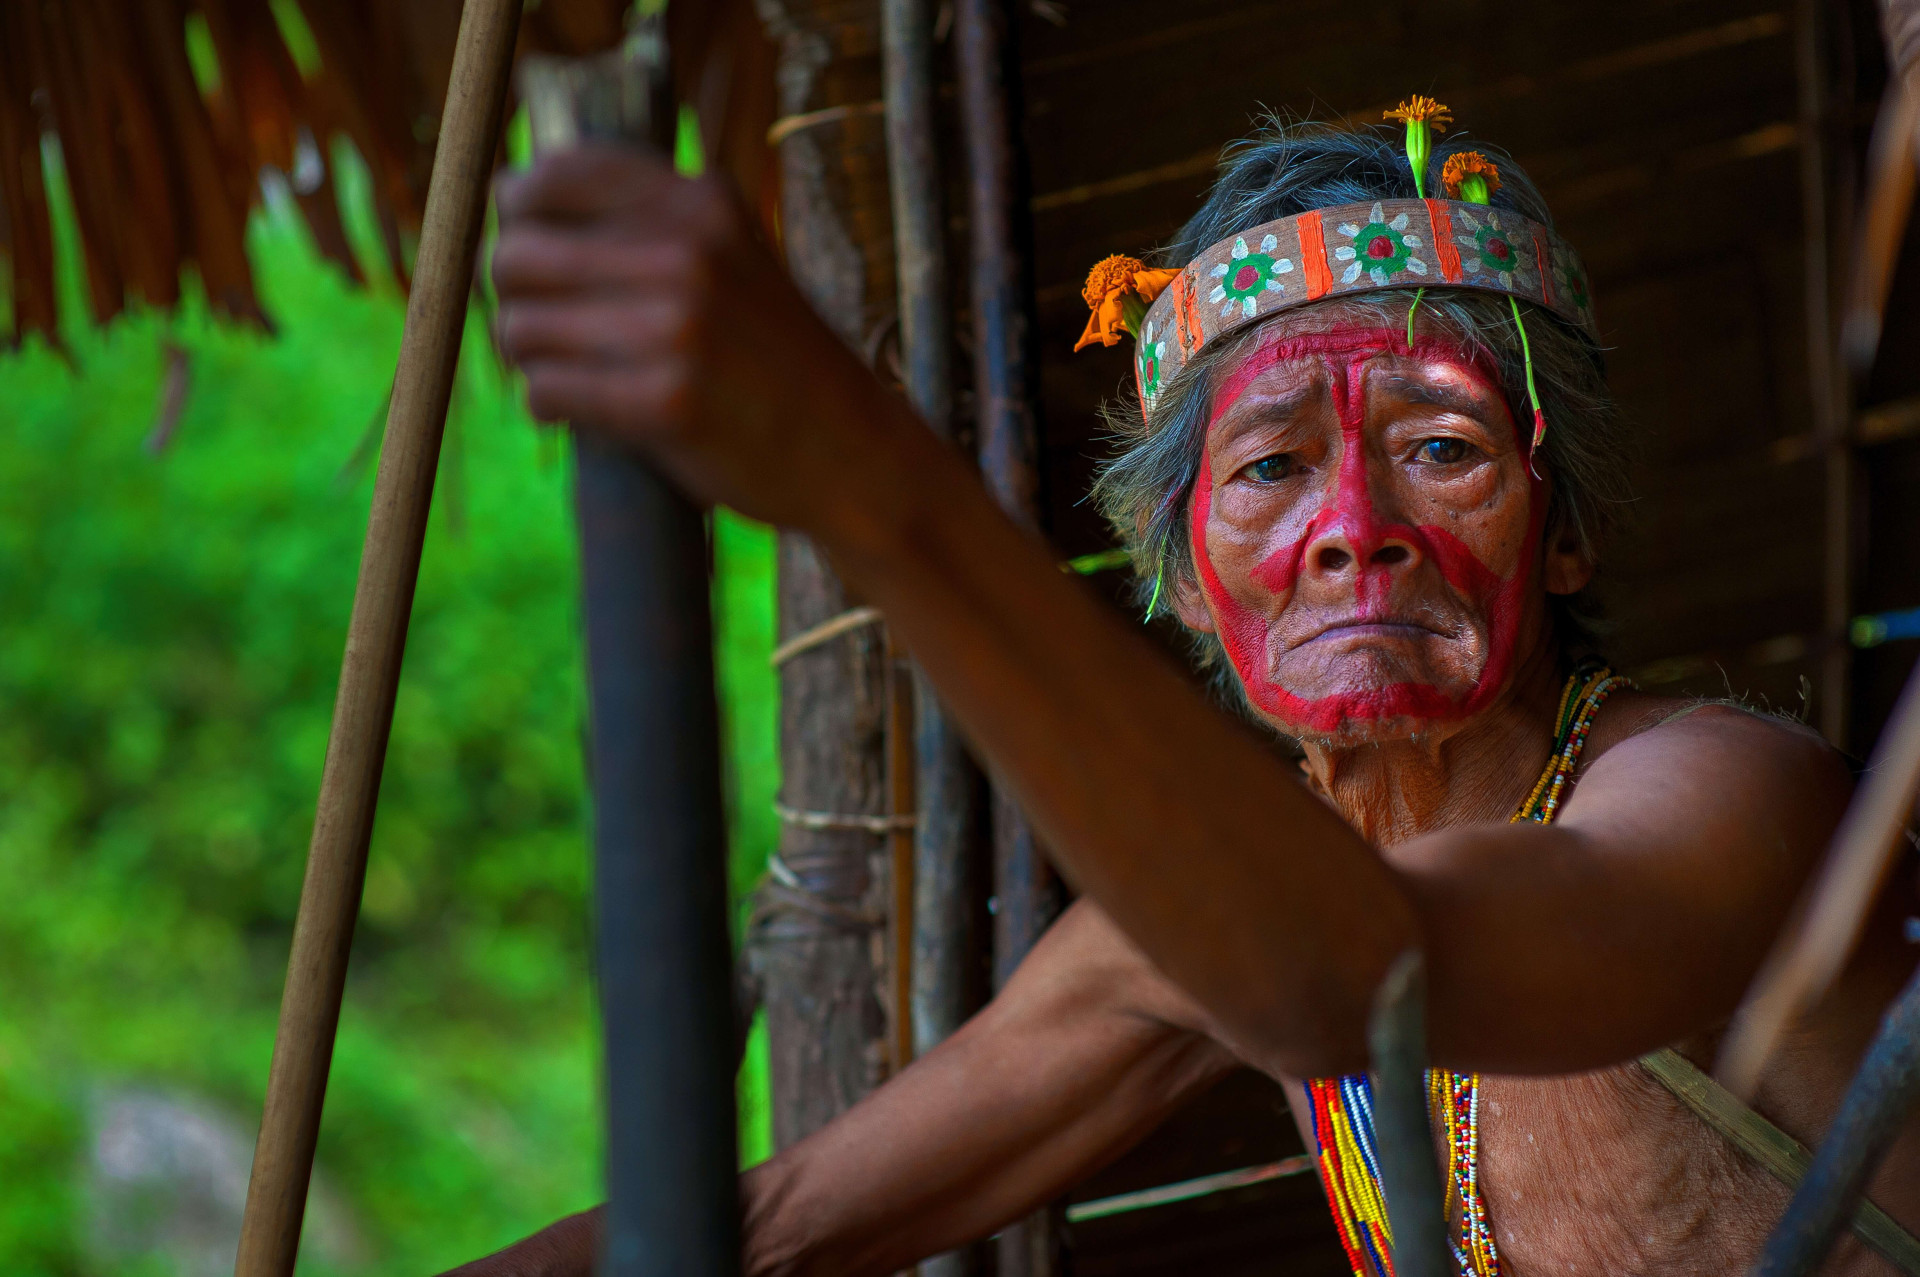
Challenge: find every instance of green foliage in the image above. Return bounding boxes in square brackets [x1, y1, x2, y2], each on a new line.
[0, 151, 776, 1270]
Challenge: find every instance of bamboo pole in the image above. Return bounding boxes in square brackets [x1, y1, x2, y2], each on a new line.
[231, 2, 519, 1272]
[954, 3, 1063, 1270]
[886, 631, 917, 1076]
[757, 0, 894, 1155]
[1792, 0, 1853, 750]
[1839, 66, 1920, 374]
[879, 0, 977, 1069]
[1717, 659, 1920, 1098]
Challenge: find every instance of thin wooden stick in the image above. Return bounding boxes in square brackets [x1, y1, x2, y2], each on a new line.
[232, 1, 520, 1272]
[1718, 659, 1920, 1100]
[886, 627, 916, 1076]
[1839, 66, 1920, 374]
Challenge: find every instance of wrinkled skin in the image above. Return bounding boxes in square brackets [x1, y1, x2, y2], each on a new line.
[439, 148, 1919, 1277]
[1171, 325, 1565, 744]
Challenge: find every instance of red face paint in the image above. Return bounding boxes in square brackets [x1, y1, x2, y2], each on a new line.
[1189, 326, 1543, 736]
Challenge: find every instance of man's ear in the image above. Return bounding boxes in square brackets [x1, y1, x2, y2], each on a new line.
[1543, 528, 1595, 596]
[1169, 566, 1216, 632]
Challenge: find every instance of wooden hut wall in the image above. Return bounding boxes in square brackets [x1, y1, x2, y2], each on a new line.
[1023, 0, 1881, 721]
[1012, 0, 1909, 1271]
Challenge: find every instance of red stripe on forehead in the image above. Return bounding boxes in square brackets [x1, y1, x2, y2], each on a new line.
[1207, 325, 1503, 429]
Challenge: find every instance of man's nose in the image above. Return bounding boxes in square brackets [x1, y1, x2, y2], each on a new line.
[1301, 485, 1422, 586]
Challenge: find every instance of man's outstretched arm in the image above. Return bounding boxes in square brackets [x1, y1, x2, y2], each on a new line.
[490, 146, 1851, 1080]
[437, 903, 1236, 1277]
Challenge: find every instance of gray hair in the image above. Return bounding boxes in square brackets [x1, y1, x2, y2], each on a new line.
[1091, 118, 1633, 688]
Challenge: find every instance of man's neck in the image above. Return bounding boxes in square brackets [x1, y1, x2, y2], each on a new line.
[1299, 644, 1567, 845]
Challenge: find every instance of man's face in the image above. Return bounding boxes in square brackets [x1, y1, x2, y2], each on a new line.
[1174, 320, 1557, 743]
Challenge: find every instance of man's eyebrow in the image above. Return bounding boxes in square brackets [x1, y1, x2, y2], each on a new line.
[1377, 372, 1489, 415]
[1220, 382, 1320, 424]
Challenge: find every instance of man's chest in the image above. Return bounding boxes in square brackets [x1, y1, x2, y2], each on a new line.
[1475, 1068, 1882, 1276]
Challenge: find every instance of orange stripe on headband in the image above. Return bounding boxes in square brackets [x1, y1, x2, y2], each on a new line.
[1534, 231, 1554, 309]
[1425, 199, 1462, 283]
[1298, 211, 1333, 300]
[1173, 270, 1203, 357]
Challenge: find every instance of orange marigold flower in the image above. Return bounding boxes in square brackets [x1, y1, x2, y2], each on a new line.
[1076, 256, 1180, 352]
[1383, 95, 1452, 132]
[1441, 151, 1502, 201]
[1082, 254, 1144, 307]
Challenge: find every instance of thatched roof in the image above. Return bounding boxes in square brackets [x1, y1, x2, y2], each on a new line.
[0, 0, 633, 344]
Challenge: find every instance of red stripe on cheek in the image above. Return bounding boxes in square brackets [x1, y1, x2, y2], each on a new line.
[1189, 452, 1276, 686]
[1190, 330, 1539, 732]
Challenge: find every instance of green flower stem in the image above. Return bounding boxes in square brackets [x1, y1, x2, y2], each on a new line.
[1510, 294, 1543, 418]
[1405, 121, 1431, 199]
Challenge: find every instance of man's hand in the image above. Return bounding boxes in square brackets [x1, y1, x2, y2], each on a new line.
[432, 904, 1235, 1277]
[492, 145, 900, 535]
[434, 1207, 598, 1277]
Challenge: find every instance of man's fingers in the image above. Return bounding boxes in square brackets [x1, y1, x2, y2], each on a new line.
[520, 359, 690, 433]
[492, 229, 703, 299]
[498, 297, 693, 366]
[494, 144, 679, 223]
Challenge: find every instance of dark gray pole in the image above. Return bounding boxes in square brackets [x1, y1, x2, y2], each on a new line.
[525, 31, 742, 1277]
[575, 433, 742, 1277]
[1367, 953, 1452, 1277]
[1753, 963, 1920, 1277]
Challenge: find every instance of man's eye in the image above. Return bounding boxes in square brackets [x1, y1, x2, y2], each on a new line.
[1417, 437, 1469, 464]
[1248, 454, 1295, 482]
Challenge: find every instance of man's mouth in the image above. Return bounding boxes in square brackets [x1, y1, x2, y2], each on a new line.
[1293, 616, 1447, 648]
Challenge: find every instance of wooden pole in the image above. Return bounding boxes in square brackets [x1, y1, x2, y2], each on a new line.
[1793, 0, 1853, 749]
[886, 633, 917, 1075]
[881, 9, 984, 1275]
[1839, 68, 1919, 374]
[1841, 0, 1920, 375]
[1717, 659, 1920, 1098]
[955, 3, 1063, 1269]
[756, 0, 895, 1152]
[232, 0, 520, 1272]
[879, 0, 980, 1079]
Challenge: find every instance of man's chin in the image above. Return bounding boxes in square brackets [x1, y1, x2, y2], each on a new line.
[1251, 669, 1483, 742]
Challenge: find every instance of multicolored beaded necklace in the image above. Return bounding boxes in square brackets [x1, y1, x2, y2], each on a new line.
[1305, 662, 1630, 1277]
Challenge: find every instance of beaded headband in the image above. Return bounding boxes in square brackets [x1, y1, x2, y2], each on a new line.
[1077, 98, 1598, 455]
[1129, 197, 1595, 408]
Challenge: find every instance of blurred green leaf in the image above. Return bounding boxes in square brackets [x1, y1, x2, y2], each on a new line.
[0, 141, 777, 1272]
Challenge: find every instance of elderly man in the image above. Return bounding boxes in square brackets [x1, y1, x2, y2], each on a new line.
[454, 111, 1920, 1275]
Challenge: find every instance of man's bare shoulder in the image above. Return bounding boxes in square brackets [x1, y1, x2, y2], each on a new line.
[1569, 688, 1852, 843]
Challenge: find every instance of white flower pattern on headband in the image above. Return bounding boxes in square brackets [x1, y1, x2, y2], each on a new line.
[1207, 233, 1293, 319]
[1333, 202, 1427, 287]
[1455, 207, 1534, 293]
[1549, 239, 1595, 330]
